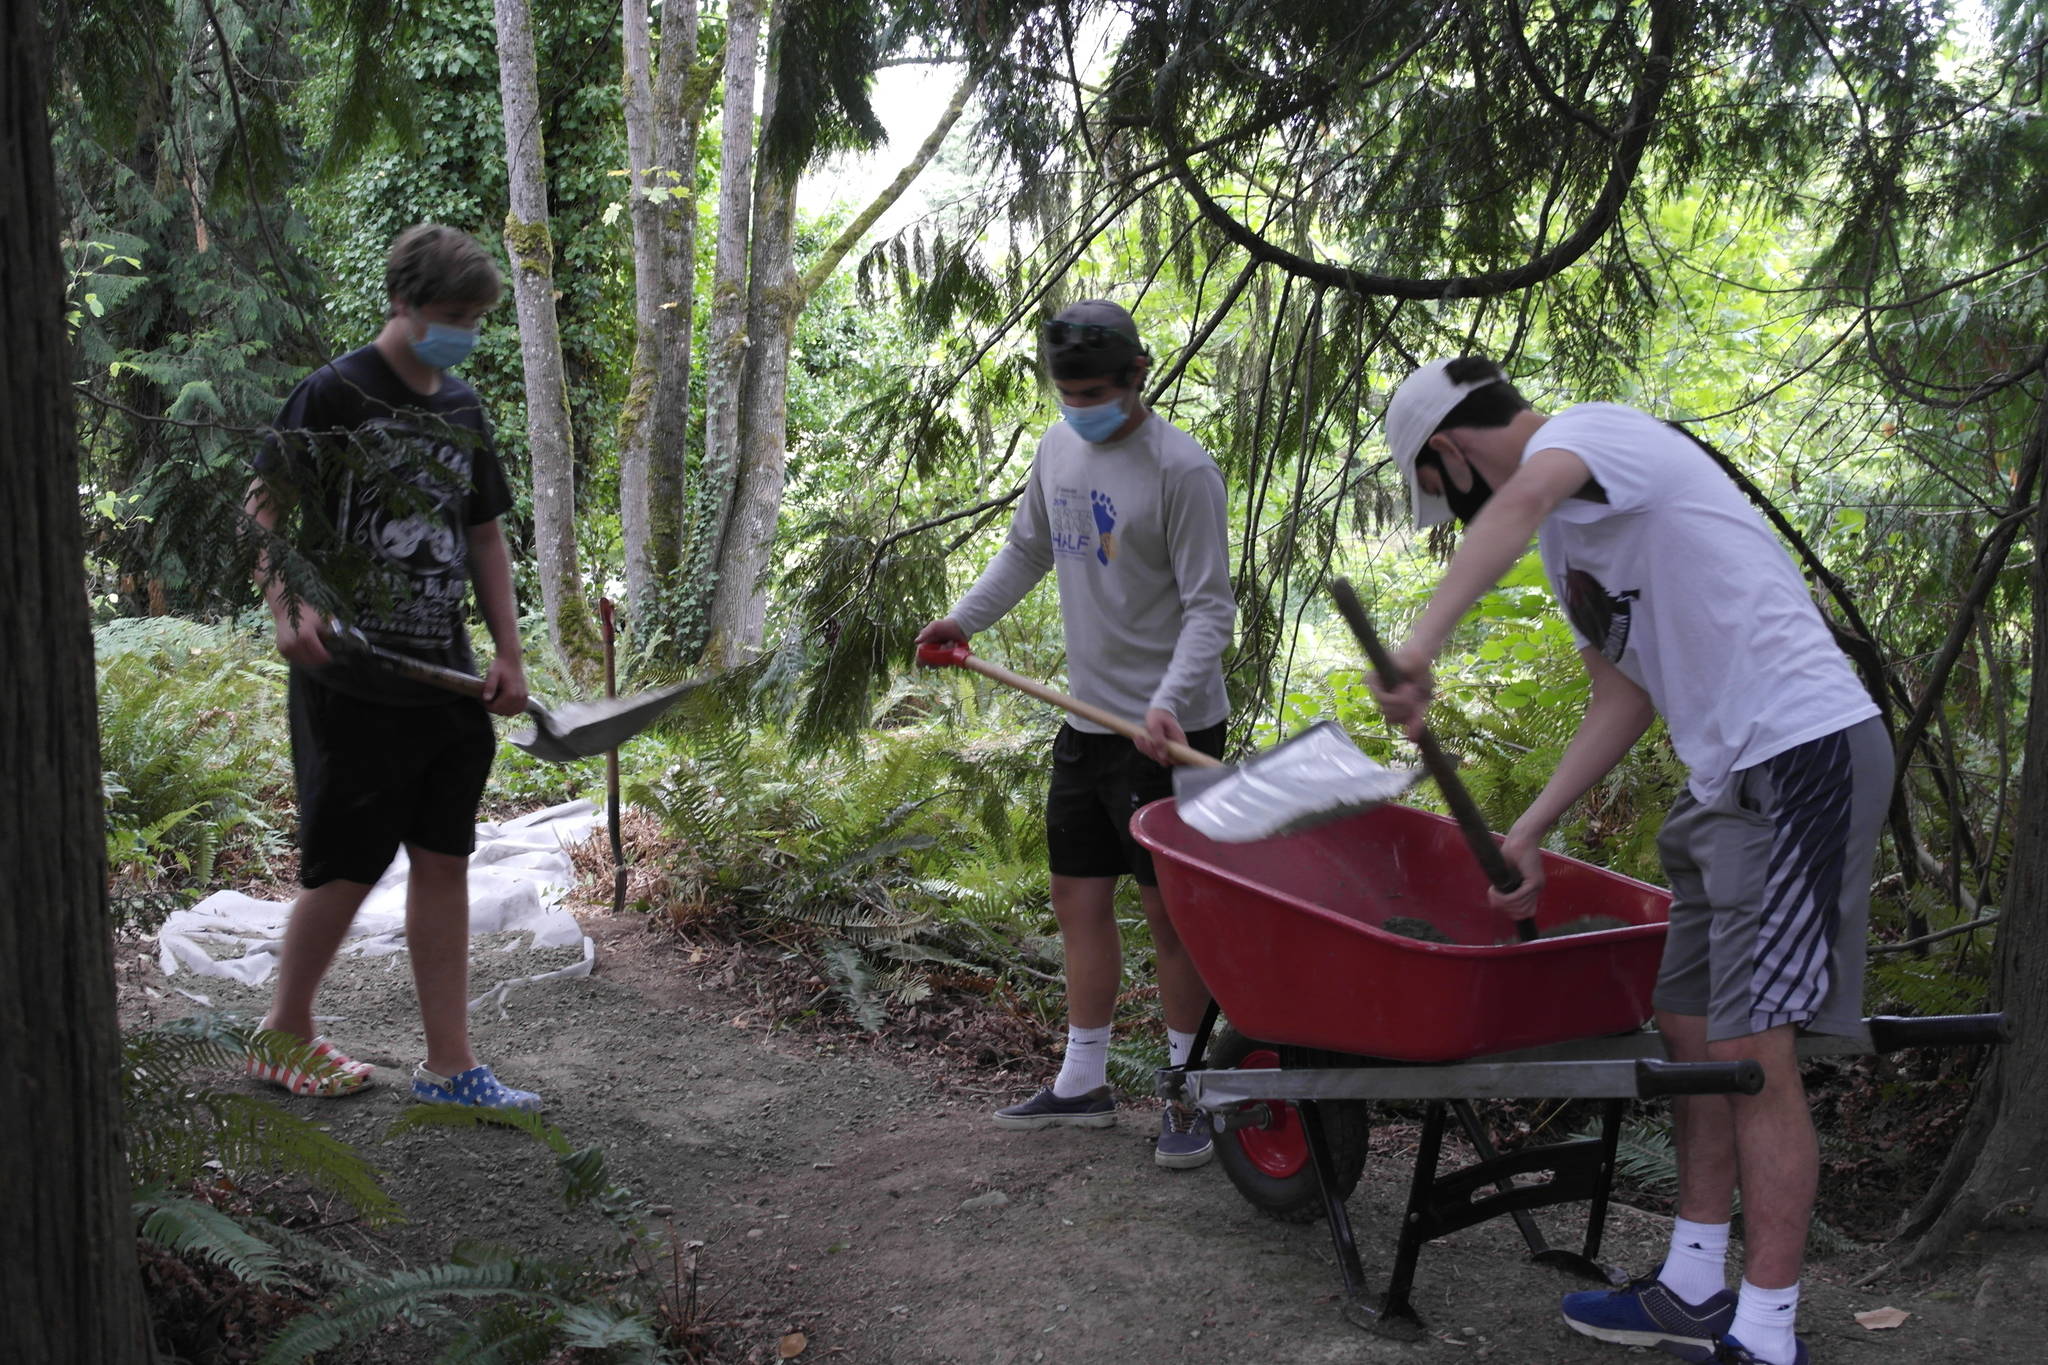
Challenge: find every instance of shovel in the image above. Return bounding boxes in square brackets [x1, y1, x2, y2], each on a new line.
[327, 627, 710, 763]
[1327, 579, 1536, 942]
[914, 641, 1416, 840]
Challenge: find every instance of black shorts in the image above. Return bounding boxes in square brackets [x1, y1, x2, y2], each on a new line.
[1045, 721, 1227, 887]
[288, 672, 496, 887]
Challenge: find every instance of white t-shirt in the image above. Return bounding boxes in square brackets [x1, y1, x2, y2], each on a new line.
[1530, 403, 1879, 800]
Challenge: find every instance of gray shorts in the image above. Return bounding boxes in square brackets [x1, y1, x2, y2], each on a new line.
[1652, 717, 1891, 1042]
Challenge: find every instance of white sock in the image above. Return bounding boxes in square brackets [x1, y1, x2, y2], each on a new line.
[1657, 1216, 1730, 1304]
[1052, 1024, 1111, 1098]
[1731, 1279, 1799, 1364]
[1167, 1027, 1198, 1069]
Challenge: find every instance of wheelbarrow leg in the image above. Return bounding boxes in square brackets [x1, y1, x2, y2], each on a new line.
[1377, 1100, 1447, 1334]
[1582, 1097, 1625, 1269]
[1299, 1099, 1371, 1303]
[1449, 1099, 1614, 1283]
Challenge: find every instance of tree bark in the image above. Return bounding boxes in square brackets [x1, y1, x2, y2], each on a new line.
[690, 0, 765, 657]
[645, 0, 711, 619]
[1900, 406, 2048, 1264]
[1, 0, 153, 1354]
[493, 0, 596, 675]
[618, 0, 661, 618]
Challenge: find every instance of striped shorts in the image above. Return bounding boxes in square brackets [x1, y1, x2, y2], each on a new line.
[1652, 717, 1891, 1043]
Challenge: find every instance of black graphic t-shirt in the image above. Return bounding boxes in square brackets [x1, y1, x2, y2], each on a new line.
[255, 345, 513, 706]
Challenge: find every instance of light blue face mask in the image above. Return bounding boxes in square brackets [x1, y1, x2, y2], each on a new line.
[1061, 396, 1128, 443]
[409, 316, 480, 370]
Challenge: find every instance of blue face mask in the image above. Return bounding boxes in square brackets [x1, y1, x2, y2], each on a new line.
[1061, 396, 1128, 443]
[409, 317, 480, 370]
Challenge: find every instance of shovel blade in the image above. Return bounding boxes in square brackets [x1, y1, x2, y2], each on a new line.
[1172, 721, 1418, 843]
[510, 678, 708, 762]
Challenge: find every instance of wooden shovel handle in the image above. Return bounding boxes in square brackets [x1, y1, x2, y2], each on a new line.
[1327, 581, 1535, 938]
[916, 641, 1223, 769]
[326, 627, 487, 700]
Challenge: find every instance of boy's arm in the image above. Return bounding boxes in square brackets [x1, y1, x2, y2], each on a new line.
[1143, 461, 1234, 759]
[467, 519, 529, 716]
[917, 458, 1054, 646]
[246, 478, 333, 669]
[1490, 645, 1656, 917]
[1377, 446, 1594, 734]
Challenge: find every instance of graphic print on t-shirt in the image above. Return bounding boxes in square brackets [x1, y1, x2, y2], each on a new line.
[338, 417, 476, 651]
[1049, 483, 1098, 560]
[1563, 566, 1641, 663]
[1090, 491, 1119, 565]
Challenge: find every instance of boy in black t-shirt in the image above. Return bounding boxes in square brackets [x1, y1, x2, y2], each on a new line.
[244, 224, 540, 1110]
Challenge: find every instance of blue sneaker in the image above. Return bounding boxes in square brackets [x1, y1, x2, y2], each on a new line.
[1711, 1335, 1808, 1365]
[1154, 1103, 1213, 1169]
[412, 1062, 543, 1113]
[1560, 1277, 1737, 1359]
[992, 1085, 1115, 1130]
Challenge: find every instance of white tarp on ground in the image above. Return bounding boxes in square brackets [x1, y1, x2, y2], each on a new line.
[156, 800, 605, 1012]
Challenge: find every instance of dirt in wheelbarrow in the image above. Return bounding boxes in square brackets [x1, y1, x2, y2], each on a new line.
[119, 910, 2048, 1365]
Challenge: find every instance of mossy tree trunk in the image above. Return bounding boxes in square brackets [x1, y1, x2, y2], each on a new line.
[1900, 402, 2048, 1264]
[618, 0, 712, 631]
[493, 0, 596, 677]
[1, 0, 152, 1354]
[690, 0, 765, 659]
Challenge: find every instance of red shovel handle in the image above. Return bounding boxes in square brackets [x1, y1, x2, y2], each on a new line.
[917, 639, 971, 668]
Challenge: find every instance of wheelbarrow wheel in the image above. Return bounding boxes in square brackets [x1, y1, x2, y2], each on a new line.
[1207, 1026, 1370, 1224]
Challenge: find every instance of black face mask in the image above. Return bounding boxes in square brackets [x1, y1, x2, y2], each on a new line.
[1417, 450, 1494, 526]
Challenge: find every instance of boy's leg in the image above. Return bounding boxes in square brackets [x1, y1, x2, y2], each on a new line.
[405, 845, 477, 1078]
[1052, 873, 1122, 1031]
[265, 878, 377, 1041]
[1137, 883, 1208, 1036]
[1708, 1023, 1813, 1287]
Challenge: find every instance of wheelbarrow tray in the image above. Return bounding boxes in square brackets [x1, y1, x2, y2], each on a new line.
[1131, 799, 1671, 1062]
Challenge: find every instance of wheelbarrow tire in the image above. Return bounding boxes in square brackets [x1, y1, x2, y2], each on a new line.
[1207, 1027, 1370, 1224]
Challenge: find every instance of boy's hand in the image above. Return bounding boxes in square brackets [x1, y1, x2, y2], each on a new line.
[914, 617, 968, 649]
[1136, 707, 1187, 764]
[479, 655, 529, 716]
[1488, 828, 1545, 920]
[273, 611, 333, 669]
[1368, 644, 1435, 741]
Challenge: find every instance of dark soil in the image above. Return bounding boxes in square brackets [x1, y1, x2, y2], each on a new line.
[117, 894, 2048, 1365]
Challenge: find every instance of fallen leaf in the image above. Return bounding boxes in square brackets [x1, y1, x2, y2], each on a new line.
[778, 1331, 808, 1358]
[1856, 1307, 1910, 1330]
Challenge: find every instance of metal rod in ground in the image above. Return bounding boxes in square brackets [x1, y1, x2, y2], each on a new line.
[1326, 577, 1534, 941]
[601, 598, 626, 916]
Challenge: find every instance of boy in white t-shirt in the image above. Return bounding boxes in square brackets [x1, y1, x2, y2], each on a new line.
[1371, 357, 1887, 1365]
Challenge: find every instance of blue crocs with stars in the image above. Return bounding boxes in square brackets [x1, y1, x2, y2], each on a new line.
[411, 1062, 543, 1112]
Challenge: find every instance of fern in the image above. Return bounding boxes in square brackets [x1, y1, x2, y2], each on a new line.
[124, 1016, 398, 1223]
[135, 1191, 304, 1291]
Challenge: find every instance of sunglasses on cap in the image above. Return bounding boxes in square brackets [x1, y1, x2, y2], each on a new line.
[1042, 319, 1137, 350]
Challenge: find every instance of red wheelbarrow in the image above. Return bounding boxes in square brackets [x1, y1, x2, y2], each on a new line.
[1132, 797, 2010, 1336]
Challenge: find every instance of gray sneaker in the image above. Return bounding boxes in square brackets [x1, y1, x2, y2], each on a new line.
[992, 1085, 1116, 1130]
[1154, 1102, 1214, 1169]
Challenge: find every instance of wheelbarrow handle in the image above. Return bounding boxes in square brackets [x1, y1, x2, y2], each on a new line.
[1327, 580, 1536, 942]
[916, 641, 1223, 769]
[1635, 1058, 1765, 1098]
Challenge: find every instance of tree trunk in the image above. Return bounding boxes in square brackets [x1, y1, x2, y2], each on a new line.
[689, 0, 764, 657]
[702, 45, 798, 665]
[1, 0, 153, 1355]
[1900, 403, 2048, 1264]
[493, 0, 596, 675]
[617, 0, 661, 618]
[644, 0, 710, 623]
[702, 38, 998, 665]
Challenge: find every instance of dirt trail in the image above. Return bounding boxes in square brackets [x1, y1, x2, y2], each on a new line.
[122, 913, 2048, 1364]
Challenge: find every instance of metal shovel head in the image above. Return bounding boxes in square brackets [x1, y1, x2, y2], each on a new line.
[510, 677, 709, 762]
[1172, 720, 1419, 843]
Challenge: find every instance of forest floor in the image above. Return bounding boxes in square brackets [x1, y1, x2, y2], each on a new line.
[118, 852, 2048, 1365]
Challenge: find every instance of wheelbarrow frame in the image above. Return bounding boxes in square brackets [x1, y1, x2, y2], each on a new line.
[1158, 1010, 2010, 1337]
